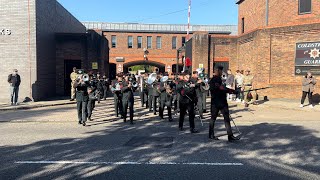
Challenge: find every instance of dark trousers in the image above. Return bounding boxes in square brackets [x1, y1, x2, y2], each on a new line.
[202, 92, 207, 112]
[123, 100, 134, 123]
[77, 101, 88, 123]
[114, 95, 123, 117]
[153, 96, 159, 113]
[87, 100, 95, 118]
[148, 95, 153, 111]
[179, 102, 195, 129]
[10, 86, 19, 103]
[140, 92, 144, 107]
[103, 87, 108, 99]
[301, 91, 313, 105]
[209, 105, 233, 137]
[159, 101, 172, 119]
[197, 97, 203, 116]
[144, 92, 149, 108]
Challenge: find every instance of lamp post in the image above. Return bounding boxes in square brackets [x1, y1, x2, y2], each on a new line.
[143, 48, 149, 73]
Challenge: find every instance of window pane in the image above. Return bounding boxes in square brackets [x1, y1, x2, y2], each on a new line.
[299, 0, 311, 14]
[182, 37, 186, 46]
[111, 35, 116, 48]
[156, 36, 162, 49]
[137, 36, 142, 49]
[172, 37, 177, 49]
[241, 18, 245, 34]
[147, 36, 152, 49]
[128, 36, 133, 48]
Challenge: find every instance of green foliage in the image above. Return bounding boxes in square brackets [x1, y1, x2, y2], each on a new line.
[130, 65, 154, 73]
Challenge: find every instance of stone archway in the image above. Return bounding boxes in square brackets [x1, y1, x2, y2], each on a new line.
[123, 60, 166, 74]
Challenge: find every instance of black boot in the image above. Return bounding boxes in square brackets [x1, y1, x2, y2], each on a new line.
[228, 135, 240, 142]
[209, 136, 219, 140]
[190, 129, 199, 133]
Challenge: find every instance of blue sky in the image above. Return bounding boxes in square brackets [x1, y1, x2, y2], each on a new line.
[57, 0, 238, 25]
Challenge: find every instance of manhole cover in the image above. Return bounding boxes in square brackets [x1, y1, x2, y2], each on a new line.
[125, 136, 174, 148]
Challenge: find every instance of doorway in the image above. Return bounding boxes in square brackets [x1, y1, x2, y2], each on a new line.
[64, 60, 81, 96]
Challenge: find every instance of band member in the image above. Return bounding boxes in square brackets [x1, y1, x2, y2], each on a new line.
[177, 73, 198, 133]
[74, 74, 89, 126]
[96, 74, 104, 103]
[143, 73, 149, 109]
[102, 75, 109, 100]
[148, 78, 154, 112]
[194, 72, 205, 119]
[139, 73, 146, 107]
[111, 74, 123, 117]
[242, 70, 257, 107]
[208, 66, 240, 142]
[300, 71, 317, 108]
[159, 73, 173, 121]
[70, 67, 78, 101]
[152, 74, 160, 115]
[122, 76, 137, 124]
[87, 86, 98, 121]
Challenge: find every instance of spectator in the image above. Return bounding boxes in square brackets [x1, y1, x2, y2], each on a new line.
[300, 71, 317, 108]
[234, 70, 244, 102]
[8, 69, 21, 106]
[226, 69, 235, 101]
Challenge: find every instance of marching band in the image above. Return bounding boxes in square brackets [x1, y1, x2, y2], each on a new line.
[73, 66, 240, 142]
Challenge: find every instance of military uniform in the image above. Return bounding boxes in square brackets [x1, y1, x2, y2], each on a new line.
[159, 81, 173, 121]
[70, 72, 78, 99]
[111, 79, 123, 117]
[152, 80, 160, 114]
[122, 81, 136, 124]
[242, 74, 257, 104]
[176, 79, 197, 132]
[208, 75, 239, 141]
[74, 81, 89, 125]
[194, 78, 205, 118]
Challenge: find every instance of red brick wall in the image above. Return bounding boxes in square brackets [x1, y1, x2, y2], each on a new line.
[239, 0, 320, 34]
[231, 23, 320, 99]
[103, 32, 187, 74]
[238, 0, 266, 34]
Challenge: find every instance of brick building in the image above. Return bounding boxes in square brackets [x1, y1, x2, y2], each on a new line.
[83, 22, 237, 79]
[187, 0, 320, 99]
[0, 0, 108, 102]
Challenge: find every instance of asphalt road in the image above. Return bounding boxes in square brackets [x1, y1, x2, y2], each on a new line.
[0, 97, 319, 180]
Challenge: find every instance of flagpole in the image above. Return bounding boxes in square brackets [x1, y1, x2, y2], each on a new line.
[187, 0, 191, 41]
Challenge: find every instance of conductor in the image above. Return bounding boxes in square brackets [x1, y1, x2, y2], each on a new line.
[208, 66, 240, 142]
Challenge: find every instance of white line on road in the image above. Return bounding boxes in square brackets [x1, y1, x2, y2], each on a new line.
[15, 161, 243, 166]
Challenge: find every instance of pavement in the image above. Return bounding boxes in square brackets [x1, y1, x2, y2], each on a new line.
[0, 96, 318, 112]
[0, 97, 319, 179]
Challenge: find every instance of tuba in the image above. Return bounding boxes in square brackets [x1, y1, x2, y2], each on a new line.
[147, 73, 157, 85]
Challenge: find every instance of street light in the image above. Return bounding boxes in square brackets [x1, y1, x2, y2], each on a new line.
[143, 48, 149, 73]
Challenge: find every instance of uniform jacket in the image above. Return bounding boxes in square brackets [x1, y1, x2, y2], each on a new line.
[176, 79, 196, 104]
[8, 74, 21, 87]
[74, 81, 89, 102]
[121, 81, 136, 103]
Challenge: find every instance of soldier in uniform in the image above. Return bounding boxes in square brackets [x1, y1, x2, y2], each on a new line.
[159, 73, 173, 121]
[242, 70, 257, 107]
[111, 74, 123, 117]
[194, 72, 205, 119]
[122, 76, 137, 124]
[143, 73, 149, 109]
[152, 75, 160, 115]
[74, 74, 89, 126]
[102, 75, 109, 100]
[70, 67, 78, 101]
[208, 66, 240, 142]
[176, 73, 198, 133]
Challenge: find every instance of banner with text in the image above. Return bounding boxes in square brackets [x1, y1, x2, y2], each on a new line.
[295, 42, 320, 75]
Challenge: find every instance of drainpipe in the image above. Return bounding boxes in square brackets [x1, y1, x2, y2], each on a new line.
[266, 0, 269, 26]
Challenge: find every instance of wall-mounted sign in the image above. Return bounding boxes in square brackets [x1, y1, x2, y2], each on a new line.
[0, 29, 11, 35]
[199, 64, 204, 68]
[295, 42, 320, 75]
[92, 62, 98, 70]
[116, 57, 125, 62]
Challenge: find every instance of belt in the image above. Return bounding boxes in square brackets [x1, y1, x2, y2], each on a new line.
[244, 84, 252, 86]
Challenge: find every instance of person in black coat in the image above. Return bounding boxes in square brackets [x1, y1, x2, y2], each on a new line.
[208, 66, 240, 142]
[122, 76, 137, 124]
[7, 69, 21, 105]
[176, 73, 198, 133]
[111, 74, 123, 117]
[158, 75, 173, 122]
[152, 76, 160, 115]
[74, 75, 89, 126]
